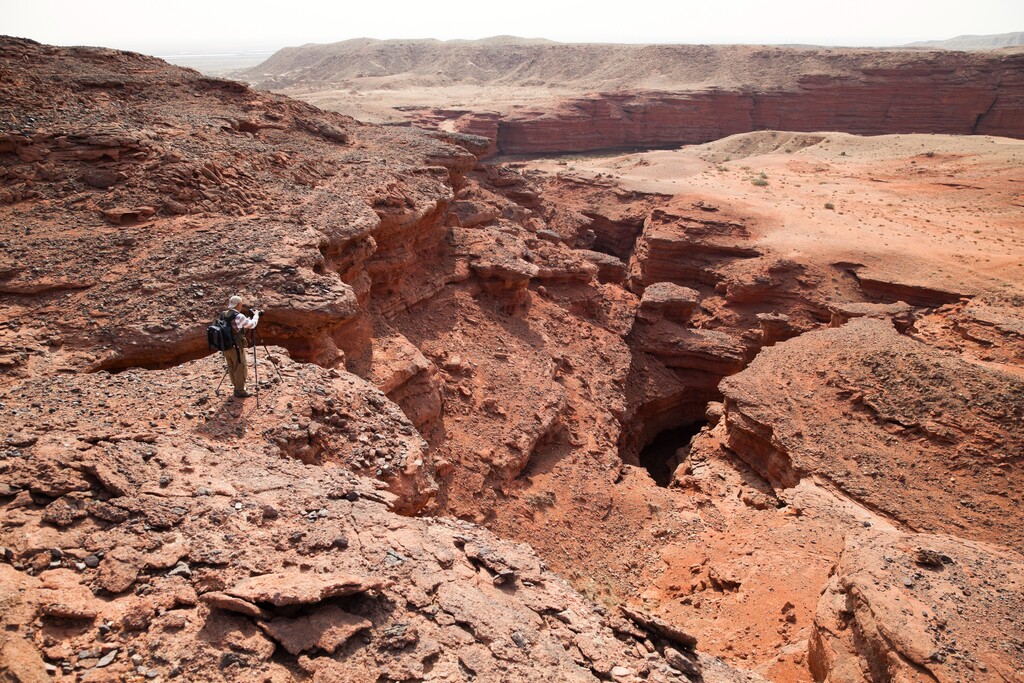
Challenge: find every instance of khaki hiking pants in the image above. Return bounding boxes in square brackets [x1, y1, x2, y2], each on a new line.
[223, 341, 248, 394]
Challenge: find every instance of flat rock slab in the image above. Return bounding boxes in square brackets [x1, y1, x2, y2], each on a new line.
[828, 301, 914, 319]
[639, 282, 700, 322]
[620, 606, 698, 650]
[259, 604, 371, 655]
[200, 592, 269, 619]
[224, 572, 386, 607]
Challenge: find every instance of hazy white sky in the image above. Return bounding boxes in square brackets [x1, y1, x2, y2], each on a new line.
[4, 0, 1022, 53]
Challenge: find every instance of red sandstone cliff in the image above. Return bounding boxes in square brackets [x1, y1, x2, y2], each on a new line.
[244, 39, 1024, 155]
[491, 63, 1024, 154]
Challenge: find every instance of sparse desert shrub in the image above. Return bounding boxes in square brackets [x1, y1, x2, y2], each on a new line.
[751, 177, 768, 187]
[759, 171, 768, 179]
[578, 577, 616, 610]
[825, 202, 835, 210]
[525, 491, 556, 509]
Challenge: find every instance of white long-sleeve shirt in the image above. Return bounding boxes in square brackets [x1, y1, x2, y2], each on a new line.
[231, 310, 260, 331]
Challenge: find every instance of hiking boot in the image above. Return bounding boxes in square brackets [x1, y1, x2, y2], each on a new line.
[233, 390, 251, 398]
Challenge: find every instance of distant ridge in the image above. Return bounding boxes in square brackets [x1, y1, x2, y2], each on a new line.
[905, 31, 1024, 50]
[242, 37, 1021, 93]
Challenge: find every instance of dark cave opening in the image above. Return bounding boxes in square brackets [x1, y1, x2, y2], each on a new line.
[638, 421, 707, 487]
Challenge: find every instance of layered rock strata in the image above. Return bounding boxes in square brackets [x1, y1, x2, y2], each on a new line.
[488, 70, 1024, 155]
[811, 529, 1024, 682]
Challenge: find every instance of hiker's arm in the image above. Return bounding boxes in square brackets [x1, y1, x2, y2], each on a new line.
[235, 311, 260, 330]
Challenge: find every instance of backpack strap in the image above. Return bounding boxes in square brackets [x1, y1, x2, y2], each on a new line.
[223, 309, 242, 361]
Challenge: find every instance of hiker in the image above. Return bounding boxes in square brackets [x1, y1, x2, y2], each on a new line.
[221, 295, 261, 398]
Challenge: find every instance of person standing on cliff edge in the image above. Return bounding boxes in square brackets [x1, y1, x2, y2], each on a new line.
[222, 295, 260, 398]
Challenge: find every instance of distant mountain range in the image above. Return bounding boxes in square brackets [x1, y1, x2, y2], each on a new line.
[905, 32, 1024, 50]
[242, 37, 1024, 94]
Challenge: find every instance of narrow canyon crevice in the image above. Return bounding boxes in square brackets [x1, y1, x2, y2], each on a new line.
[638, 420, 708, 487]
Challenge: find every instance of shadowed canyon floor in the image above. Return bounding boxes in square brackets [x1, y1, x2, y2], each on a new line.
[2, 37, 1024, 683]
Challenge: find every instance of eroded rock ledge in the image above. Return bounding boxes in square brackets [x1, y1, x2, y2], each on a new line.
[719, 317, 1024, 548]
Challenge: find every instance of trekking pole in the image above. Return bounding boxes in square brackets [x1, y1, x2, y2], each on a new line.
[251, 330, 260, 409]
[215, 368, 228, 396]
[254, 328, 284, 381]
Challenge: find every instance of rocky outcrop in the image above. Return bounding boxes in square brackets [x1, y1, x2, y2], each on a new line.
[756, 312, 796, 346]
[847, 267, 968, 307]
[810, 529, 1024, 682]
[0, 38, 486, 377]
[720, 317, 1024, 547]
[629, 206, 761, 289]
[951, 290, 1024, 362]
[361, 144, 467, 317]
[828, 301, 916, 332]
[631, 321, 748, 387]
[575, 249, 628, 284]
[912, 291, 1024, 374]
[1, 349, 435, 513]
[0, 352, 715, 683]
[451, 227, 539, 314]
[370, 330, 444, 443]
[637, 283, 700, 323]
[406, 110, 501, 157]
